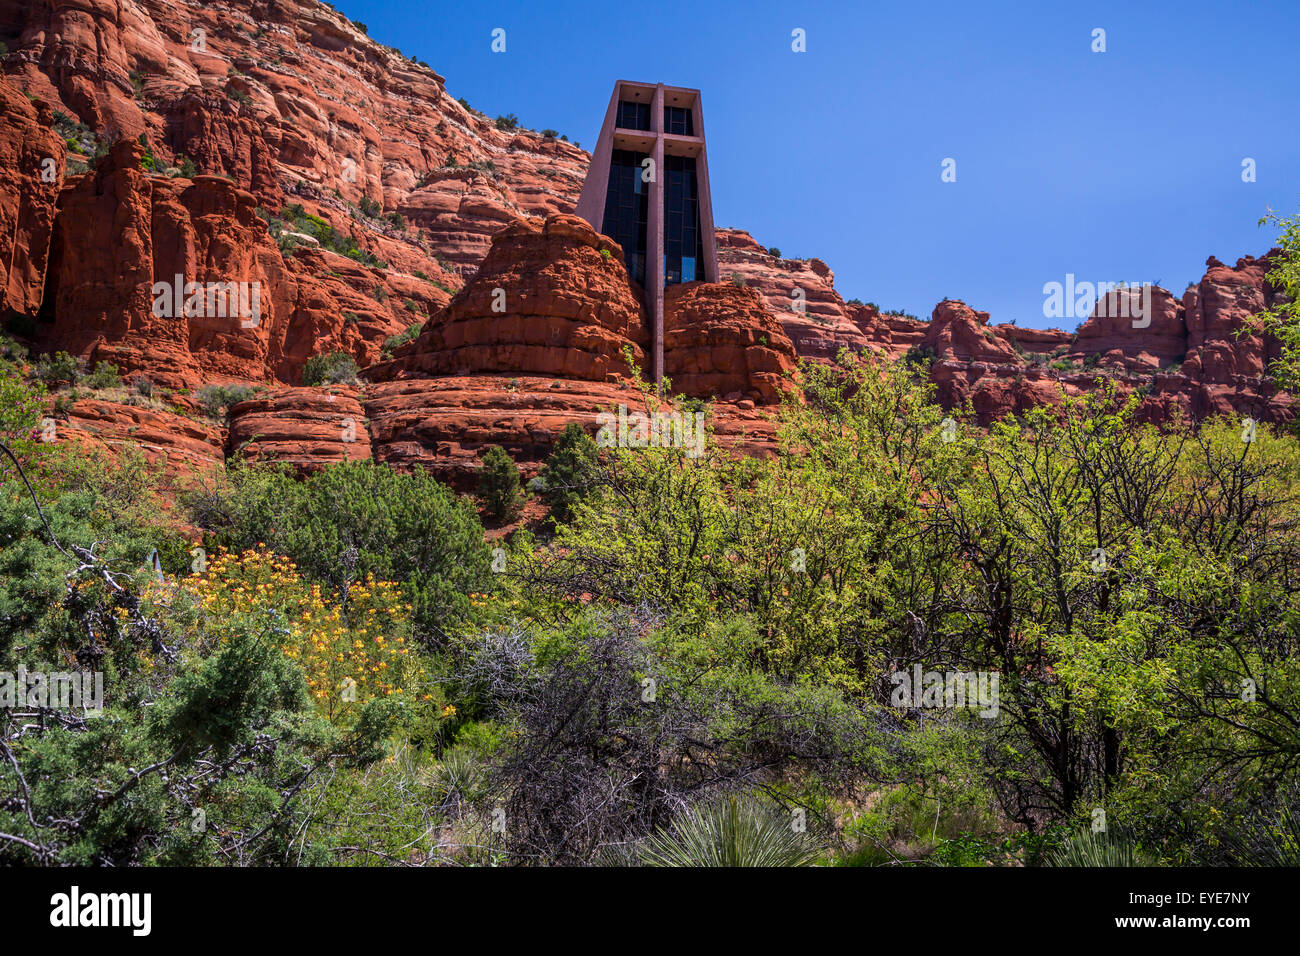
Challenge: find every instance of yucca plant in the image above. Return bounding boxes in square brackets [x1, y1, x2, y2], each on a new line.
[639, 797, 819, 867]
[1044, 829, 1157, 867]
[431, 746, 485, 810]
[1211, 785, 1300, 866]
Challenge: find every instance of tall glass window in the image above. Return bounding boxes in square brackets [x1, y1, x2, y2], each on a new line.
[663, 106, 694, 136]
[602, 149, 650, 284]
[616, 100, 651, 131]
[663, 154, 703, 285]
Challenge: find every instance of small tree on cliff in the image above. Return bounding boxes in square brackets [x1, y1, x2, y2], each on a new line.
[302, 351, 358, 386]
[1254, 204, 1300, 405]
[538, 423, 600, 524]
[478, 445, 523, 523]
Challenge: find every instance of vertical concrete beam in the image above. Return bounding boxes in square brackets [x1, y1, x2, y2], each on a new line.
[692, 95, 719, 284]
[574, 84, 621, 228]
[648, 83, 666, 387]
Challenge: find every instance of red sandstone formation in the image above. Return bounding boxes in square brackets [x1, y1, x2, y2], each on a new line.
[161, 88, 283, 207]
[33, 139, 449, 389]
[227, 386, 371, 470]
[366, 215, 647, 384]
[0, 0, 575, 386]
[1069, 285, 1187, 372]
[0, 0, 587, 234]
[1183, 254, 1283, 382]
[364, 375, 780, 492]
[0, 77, 63, 316]
[929, 363, 1071, 423]
[714, 229, 872, 360]
[994, 324, 1072, 355]
[663, 282, 797, 405]
[40, 139, 289, 389]
[922, 300, 1022, 364]
[355, 214, 793, 485]
[52, 399, 225, 484]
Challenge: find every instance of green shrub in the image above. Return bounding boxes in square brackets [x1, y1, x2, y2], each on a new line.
[639, 797, 818, 867]
[196, 383, 259, 418]
[35, 351, 84, 388]
[903, 344, 938, 366]
[0, 335, 28, 363]
[383, 323, 422, 356]
[187, 459, 491, 636]
[301, 351, 358, 386]
[84, 361, 122, 389]
[1044, 829, 1157, 867]
[263, 204, 384, 268]
[477, 444, 523, 523]
[538, 423, 599, 524]
[494, 113, 519, 132]
[0, 361, 45, 475]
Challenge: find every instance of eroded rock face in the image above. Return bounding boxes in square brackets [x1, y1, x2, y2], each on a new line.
[40, 139, 290, 389]
[0, 0, 588, 276]
[0, 77, 63, 316]
[930, 362, 1070, 422]
[36, 140, 442, 389]
[663, 281, 798, 405]
[52, 398, 225, 485]
[923, 300, 1022, 364]
[1182, 254, 1284, 384]
[1070, 285, 1186, 371]
[366, 214, 647, 384]
[995, 324, 1072, 355]
[715, 229, 871, 360]
[364, 375, 780, 492]
[161, 89, 282, 207]
[227, 386, 371, 470]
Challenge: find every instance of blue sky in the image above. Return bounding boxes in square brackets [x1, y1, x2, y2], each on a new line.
[337, 0, 1300, 329]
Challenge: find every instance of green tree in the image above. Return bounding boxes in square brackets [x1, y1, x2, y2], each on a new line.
[478, 445, 523, 524]
[537, 423, 599, 524]
[1254, 204, 1300, 397]
[301, 351, 358, 386]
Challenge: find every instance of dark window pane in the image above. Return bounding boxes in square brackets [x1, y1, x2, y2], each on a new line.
[663, 106, 694, 136]
[617, 100, 651, 131]
[662, 155, 702, 285]
[603, 148, 650, 282]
